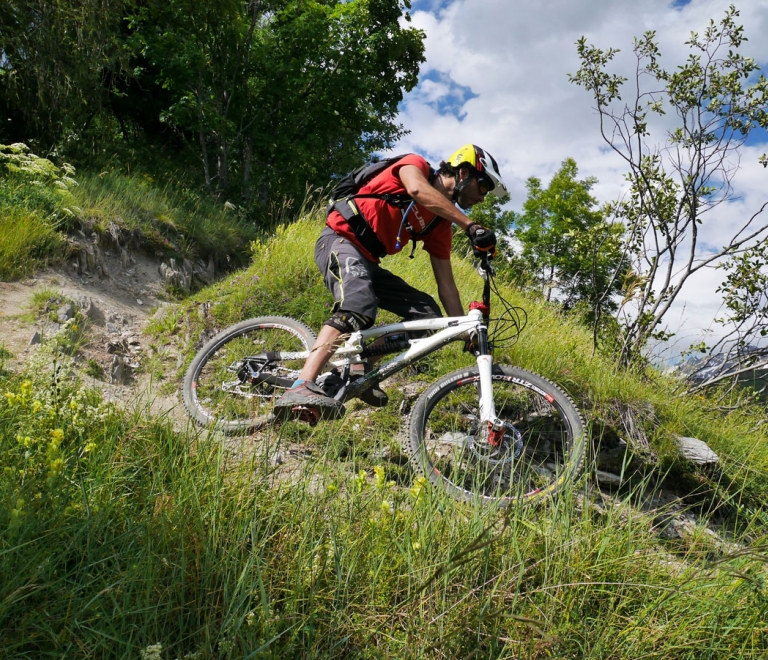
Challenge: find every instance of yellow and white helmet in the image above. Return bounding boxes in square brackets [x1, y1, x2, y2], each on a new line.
[447, 144, 508, 197]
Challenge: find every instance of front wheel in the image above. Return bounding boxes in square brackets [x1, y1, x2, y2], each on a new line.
[182, 316, 316, 433]
[406, 365, 586, 507]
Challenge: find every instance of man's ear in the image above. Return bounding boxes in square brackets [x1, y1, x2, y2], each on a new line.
[458, 165, 472, 181]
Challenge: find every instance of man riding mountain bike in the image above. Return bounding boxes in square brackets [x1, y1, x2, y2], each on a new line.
[274, 143, 508, 420]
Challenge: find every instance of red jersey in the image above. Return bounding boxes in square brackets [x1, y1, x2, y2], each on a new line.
[326, 154, 453, 262]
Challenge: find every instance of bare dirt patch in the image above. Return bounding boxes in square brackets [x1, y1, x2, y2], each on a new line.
[0, 242, 188, 427]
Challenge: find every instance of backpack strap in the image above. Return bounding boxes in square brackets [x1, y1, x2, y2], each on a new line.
[330, 198, 388, 260]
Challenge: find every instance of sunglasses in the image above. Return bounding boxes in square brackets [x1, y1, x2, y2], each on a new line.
[476, 176, 492, 196]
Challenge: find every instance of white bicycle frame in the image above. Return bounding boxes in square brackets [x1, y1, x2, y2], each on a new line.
[321, 307, 499, 424]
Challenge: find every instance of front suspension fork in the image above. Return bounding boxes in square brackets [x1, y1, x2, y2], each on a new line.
[474, 325, 495, 420]
[474, 326, 506, 446]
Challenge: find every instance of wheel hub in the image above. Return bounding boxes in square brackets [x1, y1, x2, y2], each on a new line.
[469, 421, 523, 466]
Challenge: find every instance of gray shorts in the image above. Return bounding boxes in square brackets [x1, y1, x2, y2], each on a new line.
[314, 226, 442, 322]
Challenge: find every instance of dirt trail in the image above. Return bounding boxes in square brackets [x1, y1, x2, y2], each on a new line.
[0, 245, 188, 427]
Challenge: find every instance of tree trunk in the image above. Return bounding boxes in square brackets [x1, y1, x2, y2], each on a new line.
[241, 137, 253, 205]
[195, 85, 212, 193]
[217, 134, 229, 198]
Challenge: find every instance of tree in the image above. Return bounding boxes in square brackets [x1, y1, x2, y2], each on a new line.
[0, 0, 424, 215]
[0, 0, 129, 153]
[570, 4, 768, 369]
[513, 158, 628, 335]
[127, 0, 425, 208]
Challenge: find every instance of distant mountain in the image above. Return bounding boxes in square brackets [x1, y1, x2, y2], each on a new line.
[676, 344, 768, 389]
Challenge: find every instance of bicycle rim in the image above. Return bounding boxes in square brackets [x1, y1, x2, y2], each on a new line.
[183, 317, 315, 433]
[407, 365, 585, 506]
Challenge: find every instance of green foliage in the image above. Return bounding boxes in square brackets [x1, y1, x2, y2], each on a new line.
[570, 5, 768, 368]
[0, 0, 130, 152]
[0, 144, 77, 279]
[72, 169, 260, 268]
[0, 142, 264, 281]
[122, 0, 425, 209]
[513, 158, 629, 327]
[2, 1, 425, 214]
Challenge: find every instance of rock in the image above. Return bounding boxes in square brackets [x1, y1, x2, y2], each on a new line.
[57, 303, 75, 323]
[159, 258, 192, 292]
[80, 298, 106, 326]
[137, 299, 143, 306]
[110, 355, 124, 383]
[675, 436, 719, 465]
[195, 257, 216, 284]
[595, 470, 623, 488]
[107, 338, 128, 354]
[29, 330, 41, 346]
[197, 301, 211, 321]
[595, 438, 628, 473]
[74, 239, 108, 278]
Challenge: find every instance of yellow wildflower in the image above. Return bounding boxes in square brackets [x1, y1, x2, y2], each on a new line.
[374, 465, 386, 490]
[353, 470, 367, 492]
[409, 476, 428, 502]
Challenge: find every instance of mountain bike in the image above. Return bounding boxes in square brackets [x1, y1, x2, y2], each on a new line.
[182, 256, 586, 506]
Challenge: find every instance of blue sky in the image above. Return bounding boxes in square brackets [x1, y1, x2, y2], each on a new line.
[390, 0, 768, 344]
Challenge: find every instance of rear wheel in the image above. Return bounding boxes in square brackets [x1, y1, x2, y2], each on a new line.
[182, 316, 315, 433]
[406, 364, 585, 506]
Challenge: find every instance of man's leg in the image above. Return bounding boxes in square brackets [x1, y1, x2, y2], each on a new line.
[274, 228, 378, 417]
[372, 267, 443, 321]
[295, 324, 344, 383]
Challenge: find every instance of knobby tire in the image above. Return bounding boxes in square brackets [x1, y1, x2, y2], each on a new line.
[182, 316, 315, 434]
[406, 364, 586, 507]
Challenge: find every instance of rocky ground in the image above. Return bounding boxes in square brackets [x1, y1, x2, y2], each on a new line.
[0, 238, 186, 426]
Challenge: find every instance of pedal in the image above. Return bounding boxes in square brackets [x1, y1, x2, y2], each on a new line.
[292, 405, 321, 426]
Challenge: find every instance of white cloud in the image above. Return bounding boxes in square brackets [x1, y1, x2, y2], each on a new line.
[395, 0, 768, 342]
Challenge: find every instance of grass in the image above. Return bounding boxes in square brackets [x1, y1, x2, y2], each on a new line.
[2, 213, 768, 657]
[0, 142, 263, 283]
[1, 360, 767, 658]
[0, 203, 66, 280]
[71, 170, 260, 270]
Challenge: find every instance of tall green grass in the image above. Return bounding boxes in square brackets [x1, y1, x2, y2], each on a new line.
[0, 142, 263, 282]
[71, 171, 260, 268]
[0, 144, 72, 279]
[0, 204, 65, 280]
[2, 361, 767, 658]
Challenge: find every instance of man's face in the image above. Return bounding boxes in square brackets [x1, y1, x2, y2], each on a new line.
[456, 170, 488, 210]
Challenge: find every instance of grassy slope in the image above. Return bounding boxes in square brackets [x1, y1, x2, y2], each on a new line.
[0, 144, 261, 281]
[3, 216, 768, 658]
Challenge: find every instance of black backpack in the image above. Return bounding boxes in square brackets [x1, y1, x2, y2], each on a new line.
[329, 154, 412, 207]
[327, 155, 443, 259]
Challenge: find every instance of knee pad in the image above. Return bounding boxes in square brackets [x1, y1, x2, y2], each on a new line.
[325, 310, 374, 334]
